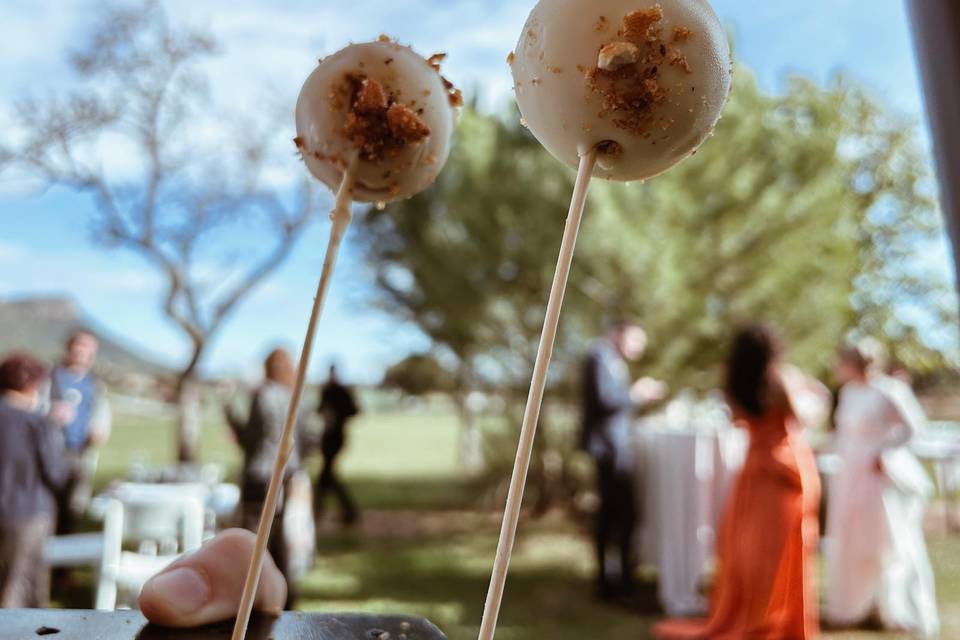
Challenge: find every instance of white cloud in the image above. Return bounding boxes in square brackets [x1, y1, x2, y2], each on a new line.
[0, 240, 158, 295]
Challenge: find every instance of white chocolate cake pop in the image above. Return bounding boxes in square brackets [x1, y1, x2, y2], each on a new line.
[511, 0, 732, 181]
[295, 38, 461, 203]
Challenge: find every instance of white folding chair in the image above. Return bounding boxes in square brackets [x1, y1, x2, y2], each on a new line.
[94, 485, 206, 610]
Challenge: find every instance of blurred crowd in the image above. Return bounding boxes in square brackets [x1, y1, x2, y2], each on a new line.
[0, 321, 946, 639]
[0, 334, 363, 612]
[582, 320, 940, 638]
[0, 331, 109, 607]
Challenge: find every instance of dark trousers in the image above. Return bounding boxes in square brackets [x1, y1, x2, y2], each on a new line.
[0, 515, 53, 608]
[56, 449, 94, 536]
[315, 429, 357, 524]
[594, 457, 638, 596]
[241, 479, 297, 610]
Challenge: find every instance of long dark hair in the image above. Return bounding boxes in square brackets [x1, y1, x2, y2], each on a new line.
[725, 325, 783, 418]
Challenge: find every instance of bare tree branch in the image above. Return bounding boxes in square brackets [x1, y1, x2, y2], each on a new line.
[2, 1, 321, 460]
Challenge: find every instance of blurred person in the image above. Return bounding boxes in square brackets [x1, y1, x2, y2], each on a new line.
[825, 340, 939, 637]
[48, 330, 111, 536]
[580, 320, 666, 601]
[315, 364, 360, 526]
[224, 348, 307, 609]
[655, 325, 827, 639]
[0, 353, 68, 607]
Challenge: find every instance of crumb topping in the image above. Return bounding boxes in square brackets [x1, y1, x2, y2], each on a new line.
[598, 42, 640, 71]
[670, 51, 691, 73]
[354, 77, 388, 113]
[443, 77, 464, 107]
[341, 74, 431, 162]
[587, 5, 695, 137]
[428, 52, 465, 107]
[507, 51, 516, 65]
[622, 7, 663, 42]
[387, 103, 431, 140]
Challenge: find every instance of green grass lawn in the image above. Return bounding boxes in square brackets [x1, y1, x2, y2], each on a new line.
[87, 407, 960, 639]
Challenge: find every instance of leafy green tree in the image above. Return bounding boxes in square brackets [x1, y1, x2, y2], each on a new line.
[357, 67, 957, 466]
[383, 353, 456, 397]
[358, 108, 578, 466]
[0, 2, 323, 461]
[582, 72, 955, 387]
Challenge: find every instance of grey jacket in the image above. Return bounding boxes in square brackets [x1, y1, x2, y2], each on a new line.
[229, 382, 305, 486]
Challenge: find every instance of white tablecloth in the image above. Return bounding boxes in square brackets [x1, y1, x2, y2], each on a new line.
[637, 422, 747, 616]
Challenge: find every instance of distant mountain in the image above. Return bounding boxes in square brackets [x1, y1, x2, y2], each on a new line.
[0, 296, 172, 379]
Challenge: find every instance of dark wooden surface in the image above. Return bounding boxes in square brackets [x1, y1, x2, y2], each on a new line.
[908, 0, 960, 290]
[0, 610, 446, 640]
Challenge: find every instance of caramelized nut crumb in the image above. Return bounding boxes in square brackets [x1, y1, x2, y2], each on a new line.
[597, 41, 640, 71]
[387, 103, 431, 142]
[587, 8, 693, 137]
[341, 74, 431, 162]
[427, 53, 447, 71]
[622, 7, 664, 42]
[355, 78, 388, 114]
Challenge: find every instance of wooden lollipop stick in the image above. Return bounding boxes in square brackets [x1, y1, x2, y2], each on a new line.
[232, 157, 358, 640]
[477, 148, 598, 640]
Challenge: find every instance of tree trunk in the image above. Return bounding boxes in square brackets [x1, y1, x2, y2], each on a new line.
[175, 343, 205, 463]
[176, 381, 201, 463]
[455, 391, 484, 474]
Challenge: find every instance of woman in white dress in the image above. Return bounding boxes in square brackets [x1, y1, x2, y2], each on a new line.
[825, 340, 939, 637]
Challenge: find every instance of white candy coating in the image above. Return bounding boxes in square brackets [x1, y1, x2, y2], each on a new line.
[296, 41, 458, 203]
[511, 0, 732, 181]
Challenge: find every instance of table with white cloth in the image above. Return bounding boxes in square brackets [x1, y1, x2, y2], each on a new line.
[912, 421, 960, 532]
[636, 419, 747, 616]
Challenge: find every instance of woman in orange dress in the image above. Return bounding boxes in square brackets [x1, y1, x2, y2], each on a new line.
[655, 325, 825, 640]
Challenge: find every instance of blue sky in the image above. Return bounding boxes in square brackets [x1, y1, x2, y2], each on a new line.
[0, 0, 951, 383]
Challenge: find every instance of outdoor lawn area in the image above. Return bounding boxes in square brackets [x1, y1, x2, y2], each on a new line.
[84, 406, 960, 640]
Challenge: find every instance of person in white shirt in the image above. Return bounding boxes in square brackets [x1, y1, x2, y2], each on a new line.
[825, 339, 939, 637]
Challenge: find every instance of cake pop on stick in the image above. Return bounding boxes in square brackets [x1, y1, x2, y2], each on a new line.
[479, 2, 731, 639]
[232, 38, 459, 640]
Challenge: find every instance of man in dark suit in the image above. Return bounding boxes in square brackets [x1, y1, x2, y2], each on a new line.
[581, 321, 666, 601]
[315, 365, 360, 526]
